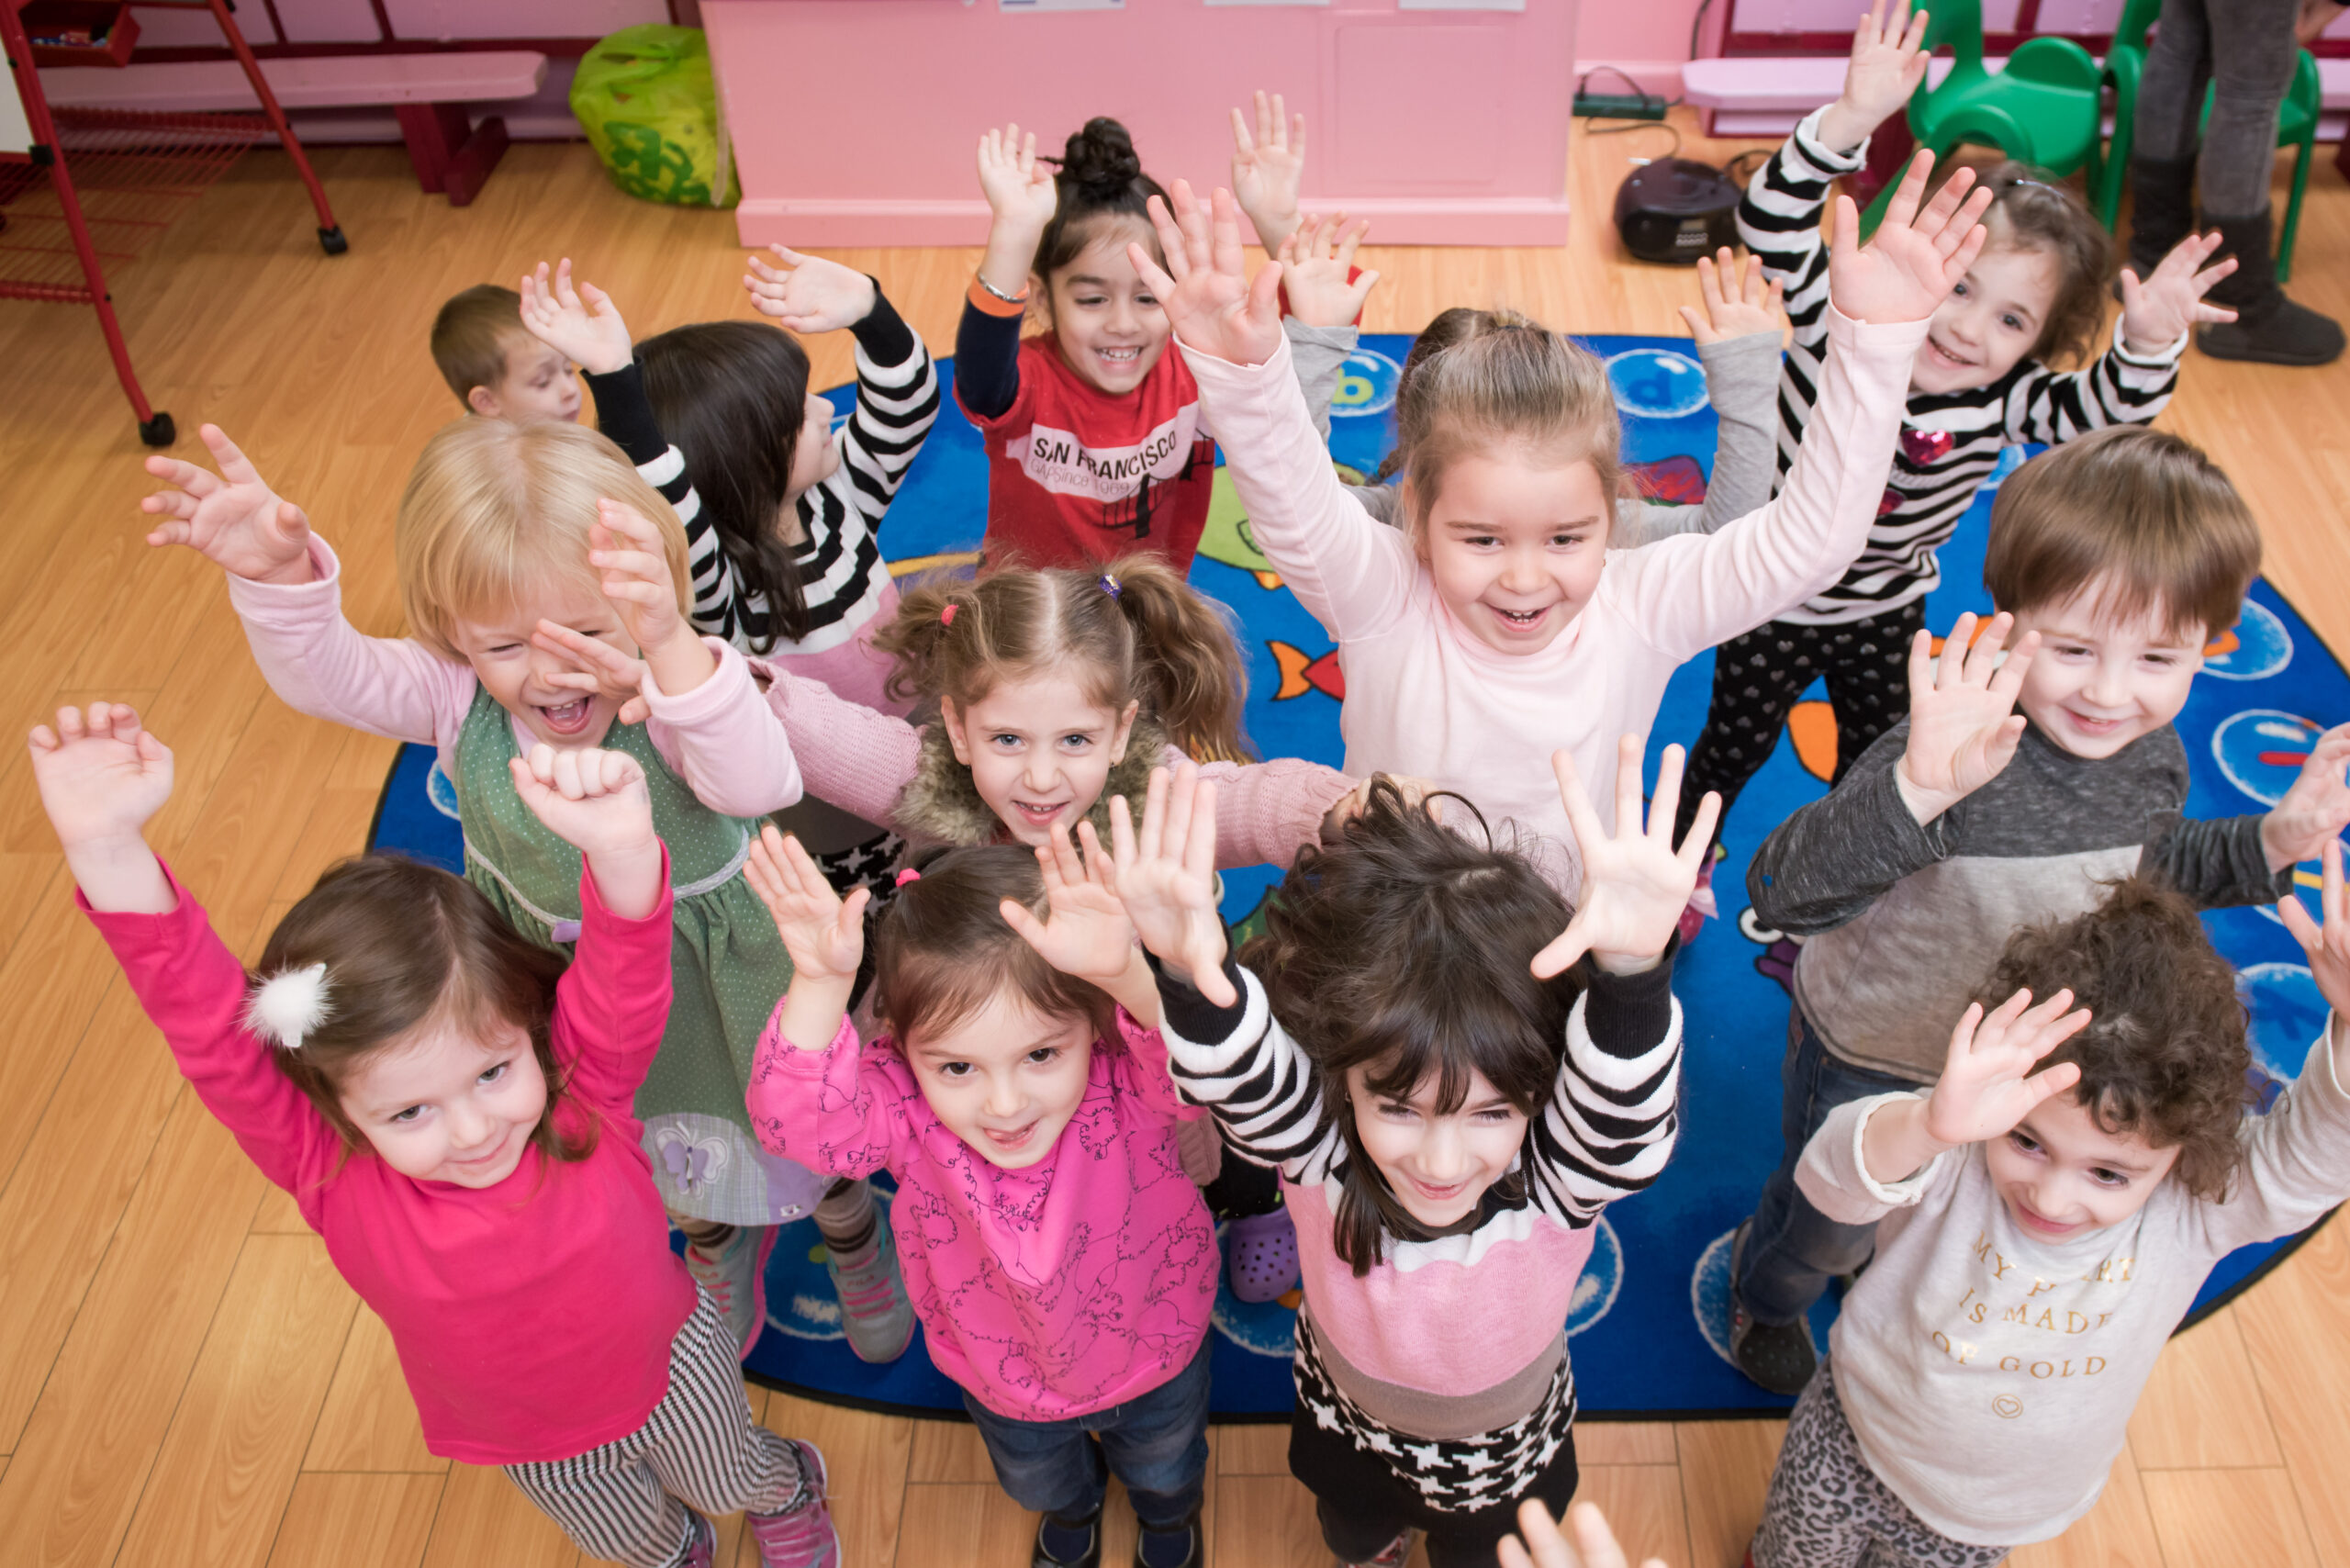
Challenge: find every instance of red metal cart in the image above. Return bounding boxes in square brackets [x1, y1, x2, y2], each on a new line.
[1, 0, 344, 446]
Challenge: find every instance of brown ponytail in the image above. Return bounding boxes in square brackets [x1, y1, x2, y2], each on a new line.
[874, 555, 1251, 763]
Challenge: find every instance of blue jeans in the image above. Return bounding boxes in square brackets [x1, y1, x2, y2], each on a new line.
[961, 1338, 1212, 1529]
[1734, 1003, 1922, 1327]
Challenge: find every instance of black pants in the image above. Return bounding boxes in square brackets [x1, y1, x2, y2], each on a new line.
[2134, 0, 2301, 219]
[1677, 599, 1926, 846]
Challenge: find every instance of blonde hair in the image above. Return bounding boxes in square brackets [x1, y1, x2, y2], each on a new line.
[878, 555, 1253, 763]
[1389, 324, 1622, 540]
[1370, 306, 1540, 484]
[1984, 426, 2259, 641]
[397, 419, 692, 661]
[429, 285, 524, 405]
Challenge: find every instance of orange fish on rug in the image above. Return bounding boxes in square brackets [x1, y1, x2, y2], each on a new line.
[1270, 642, 1345, 701]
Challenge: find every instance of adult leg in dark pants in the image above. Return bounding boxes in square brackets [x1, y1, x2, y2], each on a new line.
[1729, 1005, 1922, 1395]
[2135, 0, 2342, 364]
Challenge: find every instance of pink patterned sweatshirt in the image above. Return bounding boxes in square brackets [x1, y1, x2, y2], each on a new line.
[225, 536, 803, 815]
[748, 1011, 1216, 1420]
[755, 659, 1352, 869]
[83, 862, 697, 1465]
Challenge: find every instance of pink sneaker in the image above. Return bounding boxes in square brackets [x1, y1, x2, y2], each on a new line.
[681, 1512, 717, 1568]
[684, 1225, 778, 1360]
[746, 1440, 838, 1568]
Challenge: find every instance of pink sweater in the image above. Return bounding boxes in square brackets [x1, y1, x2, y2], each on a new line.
[84, 864, 697, 1465]
[1180, 309, 1928, 889]
[226, 537, 802, 816]
[748, 1013, 1217, 1420]
[758, 661, 1352, 868]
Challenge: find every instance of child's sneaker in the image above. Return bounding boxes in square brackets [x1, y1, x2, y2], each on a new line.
[1676, 844, 1724, 946]
[825, 1220, 916, 1363]
[1344, 1529, 1418, 1568]
[1224, 1209, 1302, 1304]
[1034, 1508, 1103, 1568]
[747, 1439, 839, 1568]
[681, 1512, 717, 1568]
[1135, 1509, 1202, 1568]
[685, 1224, 778, 1360]
[1726, 1220, 1818, 1397]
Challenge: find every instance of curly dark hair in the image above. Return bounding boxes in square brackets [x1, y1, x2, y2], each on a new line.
[1979, 879, 2254, 1202]
[1240, 778, 1581, 1273]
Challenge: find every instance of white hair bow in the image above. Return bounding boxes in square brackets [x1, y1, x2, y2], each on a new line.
[245, 963, 332, 1052]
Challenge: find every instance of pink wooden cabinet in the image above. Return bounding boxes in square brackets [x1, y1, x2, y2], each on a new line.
[701, 0, 1580, 247]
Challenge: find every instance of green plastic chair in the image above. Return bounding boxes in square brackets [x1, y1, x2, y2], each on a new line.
[2096, 0, 2320, 281]
[1859, 0, 2104, 237]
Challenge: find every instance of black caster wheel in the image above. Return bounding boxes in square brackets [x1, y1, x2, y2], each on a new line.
[139, 410, 176, 447]
[319, 225, 349, 255]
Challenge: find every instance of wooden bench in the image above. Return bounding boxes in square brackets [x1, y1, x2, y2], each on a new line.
[39, 50, 546, 206]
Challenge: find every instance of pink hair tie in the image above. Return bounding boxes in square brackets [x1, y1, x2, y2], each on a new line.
[894, 868, 922, 888]
[940, 603, 957, 627]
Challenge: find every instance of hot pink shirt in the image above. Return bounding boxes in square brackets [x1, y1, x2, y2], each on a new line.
[226, 536, 803, 817]
[1180, 309, 1928, 890]
[83, 864, 696, 1466]
[756, 659, 1352, 869]
[748, 1013, 1216, 1420]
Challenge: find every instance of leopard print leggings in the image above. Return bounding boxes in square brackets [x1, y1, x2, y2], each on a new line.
[1751, 1361, 2012, 1568]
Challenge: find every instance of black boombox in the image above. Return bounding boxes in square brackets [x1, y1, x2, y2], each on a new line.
[1613, 158, 1744, 265]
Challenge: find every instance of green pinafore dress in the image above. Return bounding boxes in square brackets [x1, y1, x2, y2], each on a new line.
[452, 686, 825, 1227]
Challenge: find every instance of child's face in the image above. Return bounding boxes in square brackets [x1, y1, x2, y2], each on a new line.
[470, 334, 582, 425]
[1044, 223, 1171, 397]
[1983, 1089, 2180, 1239]
[2008, 575, 2207, 760]
[1911, 240, 2059, 396]
[1347, 1060, 1529, 1230]
[447, 577, 636, 752]
[339, 1014, 550, 1187]
[785, 390, 841, 503]
[1413, 449, 1611, 656]
[940, 673, 1142, 846]
[903, 988, 1095, 1170]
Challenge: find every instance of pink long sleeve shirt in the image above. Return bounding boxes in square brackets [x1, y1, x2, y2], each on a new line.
[1180, 310, 1928, 890]
[747, 1013, 1216, 1421]
[755, 660, 1352, 869]
[226, 536, 803, 816]
[84, 863, 697, 1466]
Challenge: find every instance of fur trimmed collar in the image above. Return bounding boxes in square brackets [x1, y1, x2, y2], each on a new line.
[893, 714, 1171, 846]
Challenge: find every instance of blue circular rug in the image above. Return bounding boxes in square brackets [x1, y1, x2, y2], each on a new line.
[368, 335, 2343, 1418]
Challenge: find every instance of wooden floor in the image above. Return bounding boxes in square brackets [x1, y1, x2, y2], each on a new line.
[5, 112, 2350, 1568]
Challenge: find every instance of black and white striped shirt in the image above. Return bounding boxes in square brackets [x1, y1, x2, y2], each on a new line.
[1741, 109, 2184, 627]
[586, 292, 941, 657]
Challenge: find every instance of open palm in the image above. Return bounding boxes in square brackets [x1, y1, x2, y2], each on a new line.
[745, 825, 869, 985]
[1110, 763, 1235, 1005]
[1130, 182, 1285, 368]
[1531, 738, 1719, 978]
[1000, 822, 1136, 984]
[1897, 612, 2038, 817]
[1923, 988, 2088, 1148]
[28, 703, 174, 849]
[1828, 151, 1996, 326]
[141, 424, 313, 584]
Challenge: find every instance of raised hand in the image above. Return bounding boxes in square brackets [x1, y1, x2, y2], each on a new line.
[141, 423, 314, 585]
[1530, 737, 1721, 979]
[1817, 0, 1932, 151]
[591, 499, 688, 655]
[1130, 181, 1285, 368]
[509, 744, 655, 859]
[2260, 721, 2350, 870]
[2118, 230, 2239, 352]
[532, 618, 649, 713]
[1275, 213, 1380, 330]
[29, 702, 174, 853]
[998, 820, 1138, 985]
[1110, 763, 1236, 1005]
[1498, 1498, 1668, 1568]
[1229, 90, 1306, 250]
[518, 259, 633, 376]
[2281, 839, 2350, 1029]
[745, 823, 870, 988]
[1827, 150, 1995, 326]
[1895, 611, 2040, 824]
[1679, 248, 1787, 345]
[1922, 987, 2089, 1148]
[744, 245, 878, 336]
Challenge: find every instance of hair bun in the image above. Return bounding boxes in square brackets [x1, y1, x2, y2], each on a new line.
[1058, 118, 1144, 199]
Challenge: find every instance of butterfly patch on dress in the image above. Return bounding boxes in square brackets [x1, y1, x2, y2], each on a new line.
[656, 1129, 731, 1196]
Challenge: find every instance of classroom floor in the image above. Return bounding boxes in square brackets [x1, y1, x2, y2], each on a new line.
[3, 111, 2348, 1568]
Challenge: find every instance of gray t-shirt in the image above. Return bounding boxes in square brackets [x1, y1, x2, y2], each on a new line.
[1751, 719, 2285, 1079]
[1282, 323, 1785, 548]
[1798, 1022, 2350, 1545]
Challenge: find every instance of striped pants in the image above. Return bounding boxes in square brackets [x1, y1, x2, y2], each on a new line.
[505, 1291, 808, 1568]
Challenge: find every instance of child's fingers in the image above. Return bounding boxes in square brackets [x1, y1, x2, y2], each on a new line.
[141, 454, 217, 495]
[1333, 215, 1370, 270]
[2325, 835, 2346, 933]
[1109, 791, 1139, 871]
[2019, 1060, 2085, 1110]
[1268, 91, 1290, 149]
[1162, 762, 1201, 867]
[1878, 149, 1936, 235]
[1962, 611, 2013, 687]
[1185, 777, 1221, 883]
[1614, 734, 1648, 840]
[1936, 612, 1976, 690]
[1550, 747, 1604, 849]
[1209, 185, 1248, 280]
[1695, 252, 1725, 316]
[999, 896, 1054, 952]
[1136, 766, 1172, 865]
[1677, 304, 1710, 340]
[1340, 269, 1380, 316]
[768, 243, 809, 270]
[1137, 196, 1188, 287]
[1075, 817, 1113, 886]
[1529, 913, 1591, 980]
[1989, 629, 2040, 697]
[1942, 188, 1996, 277]
[1681, 790, 1725, 868]
[27, 724, 57, 755]
[1906, 626, 1937, 700]
[1248, 256, 1286, 324]
[1830, 193, 1861, 264]
[1230, 104, 1256, 155]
